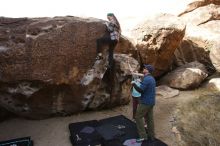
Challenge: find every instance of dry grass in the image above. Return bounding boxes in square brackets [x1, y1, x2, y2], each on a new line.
[174, 91, 220, 146]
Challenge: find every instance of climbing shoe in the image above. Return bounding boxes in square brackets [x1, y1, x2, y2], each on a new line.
[95, 53, 103, 60]
[136, 138, 146, 143]
[95, 55, 102, 60]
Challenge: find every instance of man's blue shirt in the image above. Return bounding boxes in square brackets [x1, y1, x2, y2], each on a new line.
[139, 74, 156, 105]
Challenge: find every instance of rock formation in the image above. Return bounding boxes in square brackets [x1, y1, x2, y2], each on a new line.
[160, 61, 208, 89]
[176, 1, 220, 73]
[173, 39, 214, 73]
[178, 0, 220, 17]
[0, 16, 136, 119]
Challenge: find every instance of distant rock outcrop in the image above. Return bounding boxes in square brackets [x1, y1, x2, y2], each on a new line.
[178, 0, 220, 17]
[179, 3, 220, 26]
[176, 2, 220, 73]
[0, 16, 136, 119]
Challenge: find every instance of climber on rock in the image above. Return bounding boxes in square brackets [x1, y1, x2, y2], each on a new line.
[96, 13, 121, 68]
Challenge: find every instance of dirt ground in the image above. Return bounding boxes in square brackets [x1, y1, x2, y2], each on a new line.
[0, 90, 201, 146]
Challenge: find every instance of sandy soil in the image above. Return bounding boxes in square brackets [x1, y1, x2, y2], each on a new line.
[0, 90, 200, 146]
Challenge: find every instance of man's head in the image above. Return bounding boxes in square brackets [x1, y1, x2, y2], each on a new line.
[143, 64, 154, 74]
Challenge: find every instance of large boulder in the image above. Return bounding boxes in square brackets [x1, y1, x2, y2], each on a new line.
[131, 14, 186, 77]
[160, 61, 208, 89]
[173, 39, 214, 73]
[177, 2, 220, 73]
[0, 17, 136, 119]
[182, 22, 220, 74]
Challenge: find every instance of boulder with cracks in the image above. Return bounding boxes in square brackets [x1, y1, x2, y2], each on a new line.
[0, 16, 137, 119]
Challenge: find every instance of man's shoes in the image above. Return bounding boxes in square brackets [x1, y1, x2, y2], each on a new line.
[136, 138, 146, 143]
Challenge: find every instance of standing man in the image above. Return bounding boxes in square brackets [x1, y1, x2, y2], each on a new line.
[131, 64, 156, 143]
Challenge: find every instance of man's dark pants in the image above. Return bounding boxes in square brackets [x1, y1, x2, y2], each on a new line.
[135, 104, 155, 139]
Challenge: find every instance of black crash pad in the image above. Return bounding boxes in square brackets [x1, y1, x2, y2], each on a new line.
[69, 115, 168, 146]
[0, 137, 33, 146]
